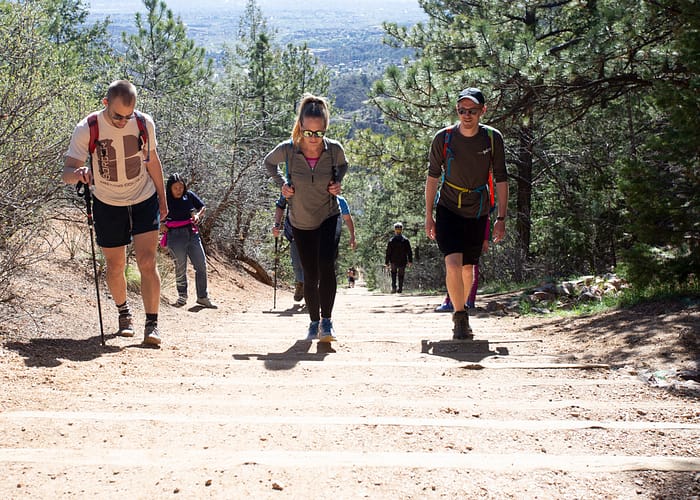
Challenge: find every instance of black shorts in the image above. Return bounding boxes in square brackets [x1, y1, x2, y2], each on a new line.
[93, 193, 160, 248]
[435, 204, 488, 265]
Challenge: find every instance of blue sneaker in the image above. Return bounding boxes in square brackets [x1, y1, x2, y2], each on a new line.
[306, 321, 319, 340]
[434, 300, 454, 313]
[319, 318, 337, 343]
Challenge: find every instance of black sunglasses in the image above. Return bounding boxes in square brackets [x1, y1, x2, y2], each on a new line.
[110, 111, 135, 121]
[302, 130, 325, 138]
[457, 108, 482, 116]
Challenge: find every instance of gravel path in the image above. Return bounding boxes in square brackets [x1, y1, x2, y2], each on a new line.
[1, 282, 699, 499]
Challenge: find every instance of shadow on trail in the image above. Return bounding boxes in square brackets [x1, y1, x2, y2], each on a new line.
[261, 304, 308, 317]
[233, 339, 334, 371]
[652, 472, 700, 499]
[4, 334, 122, 368]
[421, 339, 508, 363]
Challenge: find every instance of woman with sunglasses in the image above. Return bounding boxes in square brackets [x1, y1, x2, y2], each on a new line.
[264, 93, 348, 342]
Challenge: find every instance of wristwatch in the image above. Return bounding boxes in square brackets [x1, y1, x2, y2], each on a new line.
[496, 216, 506, 221]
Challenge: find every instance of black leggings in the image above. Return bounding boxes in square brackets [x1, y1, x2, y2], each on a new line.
[292, 215, 340, 322]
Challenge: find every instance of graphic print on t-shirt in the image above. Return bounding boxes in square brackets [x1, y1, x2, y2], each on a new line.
[95, 134, 143, 182]
[96, 139, 117, 181]
[124, 134, 143, 179]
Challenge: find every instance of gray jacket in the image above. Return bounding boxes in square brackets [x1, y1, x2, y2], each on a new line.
[264, 138, 348, 230]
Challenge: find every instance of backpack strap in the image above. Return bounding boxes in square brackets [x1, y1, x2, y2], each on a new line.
[133, 111, 150, 162]
[87, 112, 100, 155]
[284, 138, 293, 185]
[484, 125, 495, 212]
[442, 124, 459, 178]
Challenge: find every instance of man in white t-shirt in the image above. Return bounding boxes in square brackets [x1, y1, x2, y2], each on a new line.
[62, 80, 167, 346]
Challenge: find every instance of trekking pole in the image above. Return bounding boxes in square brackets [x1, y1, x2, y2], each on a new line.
[76, 182, 105, 346]
[273, 236, 279, 310]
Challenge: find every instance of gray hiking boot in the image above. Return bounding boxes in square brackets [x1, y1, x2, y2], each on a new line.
[452, 311, 473, 340]
[176, 295, 187, 307]
[196, 297, 218, 309]
[118, 315, 135, 337]
[143, 323, 161, 346]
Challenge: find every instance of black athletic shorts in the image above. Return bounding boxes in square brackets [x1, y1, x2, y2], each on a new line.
[93, 192, 160, 248]
[435, 204, 488, 265]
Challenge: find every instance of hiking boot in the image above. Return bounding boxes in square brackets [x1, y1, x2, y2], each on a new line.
[306, 321, 320, 340]
[196, 297, 218, 309]
[452, 311, 473, 340]
[176, 296, 187, 307]
[143, 324, 161, 346]
[293, 281, 304, 302]
[117, 315, 135, 337]
[319, 318, 337, 343]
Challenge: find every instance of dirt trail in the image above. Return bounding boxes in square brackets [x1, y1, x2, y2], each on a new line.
[1, 278, 699, 498]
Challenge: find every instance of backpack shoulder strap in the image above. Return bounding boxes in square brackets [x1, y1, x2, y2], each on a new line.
[133, 111, 150, 162]
[480, 124, 496, 210]
[442, 124, 459, 160]
[285, 138, 293, 184]
[87, 112, 100, 155]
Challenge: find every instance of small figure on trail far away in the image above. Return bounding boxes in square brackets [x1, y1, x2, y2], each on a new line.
[347, 267, 357, 288]
[385, 222, 413, 293]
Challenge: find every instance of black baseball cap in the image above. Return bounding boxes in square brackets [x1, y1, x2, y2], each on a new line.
[457, 88, 485, 105]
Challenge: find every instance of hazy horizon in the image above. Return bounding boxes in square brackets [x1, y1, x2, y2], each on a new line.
[90, 0, 425, 17]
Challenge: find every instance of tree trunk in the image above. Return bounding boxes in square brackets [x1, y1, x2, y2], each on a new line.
[515, 123, 534, 279]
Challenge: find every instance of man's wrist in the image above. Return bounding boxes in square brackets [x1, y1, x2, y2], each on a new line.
[496, 215, 506, 222]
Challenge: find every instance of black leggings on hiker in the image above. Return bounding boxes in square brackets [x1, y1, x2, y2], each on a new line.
[292, 214, 339, 322]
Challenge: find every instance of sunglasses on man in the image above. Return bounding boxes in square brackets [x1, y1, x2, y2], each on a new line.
[110, 111, 135, 121]
[457, 108, 482, 116]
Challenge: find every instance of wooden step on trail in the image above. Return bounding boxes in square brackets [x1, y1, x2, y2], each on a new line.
[2, 448, 698, 473]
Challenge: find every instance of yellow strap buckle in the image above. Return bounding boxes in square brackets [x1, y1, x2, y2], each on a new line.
[444, 180, 473, 208]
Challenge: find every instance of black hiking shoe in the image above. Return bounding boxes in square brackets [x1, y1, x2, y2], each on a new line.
[452, 311, 473, 340]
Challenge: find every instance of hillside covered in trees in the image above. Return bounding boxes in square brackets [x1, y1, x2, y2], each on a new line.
[0, 0, 697, 302]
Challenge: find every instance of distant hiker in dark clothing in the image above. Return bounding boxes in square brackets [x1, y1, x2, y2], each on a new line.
[162, 173, 217, 309]
[264, 93, 348, 343]
[425, 87, 508, 340]
[385, 222, 413, 293]
[347, 267, 357, 288]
